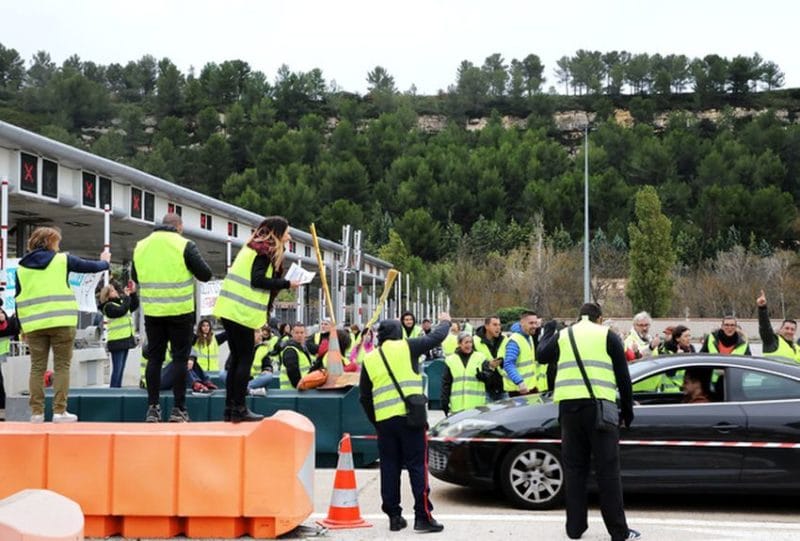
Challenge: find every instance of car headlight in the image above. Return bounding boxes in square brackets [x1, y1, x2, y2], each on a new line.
[437, 418, 497, 438]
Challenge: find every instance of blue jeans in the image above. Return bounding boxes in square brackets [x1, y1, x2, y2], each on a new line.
[110, 349, 129, 388]
[248, 372, 273, 389]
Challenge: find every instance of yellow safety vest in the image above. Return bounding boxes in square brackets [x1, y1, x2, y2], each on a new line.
[403, 325, 423, 340]
[214, 246, 272, 329]
[706, 334, 749, 355]
[363, 340, 423, 422]
[279, 344, 313, 390]
[133, 231, 194, 317]
[445, 351, 487, 413]
[0, 337, 9, 359]
[507, 332, 538, 391]
[104, 301, 134, 342]
[553, 318, 617, 403]
[16, 253, 78, 332]
[441, 334, 458, 356]
[764, 336, 800, 363]
[474, 334, 512, 391]
[252, 344, 270, 377]
[195, 336, 220, 372]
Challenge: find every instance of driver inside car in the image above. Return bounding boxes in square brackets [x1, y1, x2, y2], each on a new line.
[682, 367, 712, 404]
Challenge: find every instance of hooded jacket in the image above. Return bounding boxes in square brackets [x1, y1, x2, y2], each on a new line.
[359, 318, 450, 424]
[15, 248, 110, 296]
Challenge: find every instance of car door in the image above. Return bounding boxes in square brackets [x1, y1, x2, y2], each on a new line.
[621, 366, 746, 488]
[728, 367, 800, 490]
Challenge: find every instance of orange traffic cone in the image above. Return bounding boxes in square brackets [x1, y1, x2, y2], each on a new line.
[317, 433, 372, 529]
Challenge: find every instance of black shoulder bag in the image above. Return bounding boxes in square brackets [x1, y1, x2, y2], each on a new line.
[566, 326, 619, 432]
[378, 347, 428, 428]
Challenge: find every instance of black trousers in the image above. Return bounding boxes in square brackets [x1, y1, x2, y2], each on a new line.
[0, 363, 5, 410]
[144, 313, 194, 409]
[560, 400, 629, 541]
[375, 416, 434, 520]
[221, 318, 255, 409]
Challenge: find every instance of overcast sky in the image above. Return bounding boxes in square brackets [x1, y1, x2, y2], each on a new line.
[3, 0, 796, 94]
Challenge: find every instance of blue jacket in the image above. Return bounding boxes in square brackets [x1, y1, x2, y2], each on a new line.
[503, 322, 530, 385]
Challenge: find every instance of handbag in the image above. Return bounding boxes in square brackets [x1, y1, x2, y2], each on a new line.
[378, 347, 428, 428]
[566, 326, 619, 432]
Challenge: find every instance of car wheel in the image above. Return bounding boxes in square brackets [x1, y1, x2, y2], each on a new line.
[499, 444, 564, 510]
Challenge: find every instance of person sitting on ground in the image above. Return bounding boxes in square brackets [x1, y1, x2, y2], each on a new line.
[756, 289, 800, 363]
[249, 326, 275, 395]
[681, 367, 712, 404]
[161, 349, 213, 394]
[192, 319, 227, 383]
[280, 322, 315, 389]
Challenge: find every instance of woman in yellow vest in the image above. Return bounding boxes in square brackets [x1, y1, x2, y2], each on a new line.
[248, 325, 275, 395]
[191, 318, 226, 385]
[441, 332, 488, 416]
[98, 282, 139, 388]
[213, 216, 300, 422]
[16, 226, 110, 423]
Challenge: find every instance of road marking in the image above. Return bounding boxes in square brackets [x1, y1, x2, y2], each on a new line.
[310, 512, 800, 530]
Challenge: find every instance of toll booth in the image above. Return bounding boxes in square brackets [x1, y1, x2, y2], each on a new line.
[0, 119, 392, 392]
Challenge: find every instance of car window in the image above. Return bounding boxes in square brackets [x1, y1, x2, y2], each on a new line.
[736, 369, 800, 401]
[632, 366, 724, 404]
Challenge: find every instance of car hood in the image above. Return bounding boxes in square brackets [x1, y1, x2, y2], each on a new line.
[430, 393, 559, 439]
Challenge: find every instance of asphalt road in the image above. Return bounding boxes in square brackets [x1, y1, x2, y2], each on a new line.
[99, 467, 799, 541]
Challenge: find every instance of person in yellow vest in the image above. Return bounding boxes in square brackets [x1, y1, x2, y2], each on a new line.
[503, 310, 543, 396]
[214, 216, 300, 422]
[536, 303, 639, 541]
[248, 325, 276, 395]
[700, 315, 751, 355]
[306, 318, 331, 362]
[441, 321, 460, 356]
[0, 301, 20, 422]
[359, 312, 451, 533]
[473, 315, 508, 401]
[132, 213, 212, 423]
[401, 311, 423, 339]
[623, 311, 661, 361]
[98, 282, 139, 388]
[16, 226, 110, 423]
[757, 290, 800, 363]
[279, 322, 314, 389]
[441, 332, 487, 416]
[192, 318, 227, 380]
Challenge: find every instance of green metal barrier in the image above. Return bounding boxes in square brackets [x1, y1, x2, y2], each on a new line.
[39, 385, 378, 466]
[424, 359, 445, 410]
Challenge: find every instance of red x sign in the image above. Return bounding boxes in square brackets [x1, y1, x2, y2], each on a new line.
[23, 163, 35, 183]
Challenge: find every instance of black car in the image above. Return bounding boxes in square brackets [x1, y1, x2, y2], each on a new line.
[428, 354, 800, 509]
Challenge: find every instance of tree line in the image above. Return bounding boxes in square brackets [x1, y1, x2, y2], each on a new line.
[1, 42, 800, 316]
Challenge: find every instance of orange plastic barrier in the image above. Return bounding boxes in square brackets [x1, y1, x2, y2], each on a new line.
[0, 489, 84, 540]
[0, 411, 314, 539]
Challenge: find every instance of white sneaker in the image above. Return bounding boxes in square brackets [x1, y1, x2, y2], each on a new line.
[249, 387, 267, 396]
[30, 414, 44, 423]
[52, 411, 78, 423]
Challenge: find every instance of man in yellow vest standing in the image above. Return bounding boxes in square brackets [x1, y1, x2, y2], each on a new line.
[359, 312, 450, 533]
[537, 303, 639, 541]
[700, 315, 751, 355]
[133, 213, 212, 423]
[757, 290, 800, 362]
[503, 310, 541, 396]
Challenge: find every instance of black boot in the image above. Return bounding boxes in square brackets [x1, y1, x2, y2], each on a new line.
[230, 406, 264, 423]
[414, 517, 444, 533]
[389, 515, 407, 531]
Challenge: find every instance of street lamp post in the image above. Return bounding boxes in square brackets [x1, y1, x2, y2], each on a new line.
[583, 123, 590, 304]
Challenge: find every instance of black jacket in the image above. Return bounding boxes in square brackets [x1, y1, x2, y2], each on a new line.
[359, 319, 450, 425]
[100, 293, 140, 351]
[281, 340, 314, 389]
[536, 320, 634, 427]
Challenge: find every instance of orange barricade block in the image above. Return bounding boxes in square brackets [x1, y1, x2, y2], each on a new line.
[0, 489, 84, 541]
[0, 412, 315, 540]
